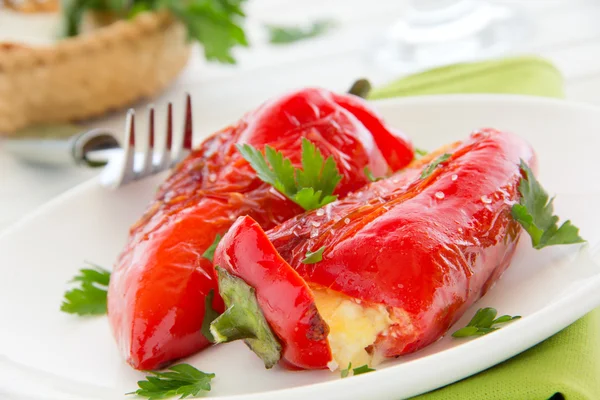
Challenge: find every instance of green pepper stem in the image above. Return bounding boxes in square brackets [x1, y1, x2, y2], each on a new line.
[210, 305, 258, 343]
[210, 266, 282, 369]
[347, 78, 372, 99]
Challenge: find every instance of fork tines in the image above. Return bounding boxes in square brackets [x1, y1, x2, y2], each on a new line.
[112, 94, 194, 188]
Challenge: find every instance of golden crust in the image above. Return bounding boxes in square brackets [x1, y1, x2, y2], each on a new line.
[4, 0, 60, 13]
[0, 11, 190, 134]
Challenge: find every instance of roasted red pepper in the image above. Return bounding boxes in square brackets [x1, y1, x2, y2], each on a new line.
[107, 88, 414, 370]
[211, 216, 332, 370]
[212, 129, 535, 370]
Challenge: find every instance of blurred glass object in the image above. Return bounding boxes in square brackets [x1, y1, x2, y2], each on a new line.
[371, 0, 528, 73]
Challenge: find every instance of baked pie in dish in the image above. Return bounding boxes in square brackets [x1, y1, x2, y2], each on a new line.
[0, 3, 190, 134]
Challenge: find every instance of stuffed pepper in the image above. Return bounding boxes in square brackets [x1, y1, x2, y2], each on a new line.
[107, 88, 414, 370]
[211, 128, 537, 370]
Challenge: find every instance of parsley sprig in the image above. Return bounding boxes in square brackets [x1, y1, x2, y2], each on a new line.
[63, 0, 248, 64]
[237, 138, 342, 211]
[202, 234, 222, 263]
[415, 148, 428, 157]
[267, 19, 335, 45]
[61, 263, 110, 316]
[340, 362, 375, 378]
[301, 246, 326, 264]
[364, 167, 383, 183]
[127, 364, 214, 399]
[452, 307, 520, 338]
[511, 160, 584, 249]
[420, 153, 451, 179]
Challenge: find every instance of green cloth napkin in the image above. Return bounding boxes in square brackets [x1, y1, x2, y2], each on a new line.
[369, 56, 564, 100]
[415, 308, 600, 400]
[370, 56, 600, 400]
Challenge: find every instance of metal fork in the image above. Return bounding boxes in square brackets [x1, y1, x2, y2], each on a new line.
[99, 94, 194, 189]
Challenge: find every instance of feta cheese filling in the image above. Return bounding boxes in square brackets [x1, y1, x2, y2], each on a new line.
[311, 287, 392, 369]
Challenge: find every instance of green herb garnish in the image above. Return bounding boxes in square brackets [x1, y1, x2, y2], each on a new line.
[511, 160, 584, 249]
[415, 148, 428, 157]
[452, 307, 520, 338]
[202, 234, 222, 263]
[61, 263, 110, 316]
[237, 138, 342, 211]
[364, 167, 383, 183]
[340, 362, 352, 378]
[63, 0, 248, 64]
[420, 153, 451, 179]
[267, 19, 335, 44]
[127, 364, 214, 399]
[301, 246, 326, 264]
[352, 364, 376, 375]
[341, 362, 376, 378]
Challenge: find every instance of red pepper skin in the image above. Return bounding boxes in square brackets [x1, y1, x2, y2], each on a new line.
[330, 93, 414, 170]
[107, 88, 413, 370]
[214, 216, 332, 370]
[267, 128, 535, 361]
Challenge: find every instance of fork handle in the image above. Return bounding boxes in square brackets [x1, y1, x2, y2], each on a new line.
[4, 128, 120, 168]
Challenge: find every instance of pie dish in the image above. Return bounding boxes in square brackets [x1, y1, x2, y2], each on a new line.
[0, 8, 190, 134]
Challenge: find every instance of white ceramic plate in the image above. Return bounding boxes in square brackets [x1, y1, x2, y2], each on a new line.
[1, 95, 600, 400]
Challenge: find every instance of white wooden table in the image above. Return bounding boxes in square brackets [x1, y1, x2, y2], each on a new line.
[1, 0, 600, 231]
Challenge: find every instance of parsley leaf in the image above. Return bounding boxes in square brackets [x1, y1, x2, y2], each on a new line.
[415, 148, 428, 157]
[267, 19, 335, 45]
[201, 289, 221, 343]
[340, 362, 375, 378]
[166, 0, 248, 64]
[202, 234, 222, 263]
[301, 246, 326, 264]
[61, 263, 110, 316]
[237, 138, 342, 211]
[340, 362, 352, 378]
[511, 160, 585, 249]
[295, 138, 341, 202]
[420, 153, 451, 179]
[63, 0, 248, 64]
[63, 0, 104, 37]
[127, 364, 215, 399]
[352, 364, 376, 375]
[452, 307, 520, 338]
[364, 167, 383, 182]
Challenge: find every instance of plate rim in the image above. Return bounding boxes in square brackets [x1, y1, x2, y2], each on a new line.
[2, 93, 600, 400]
